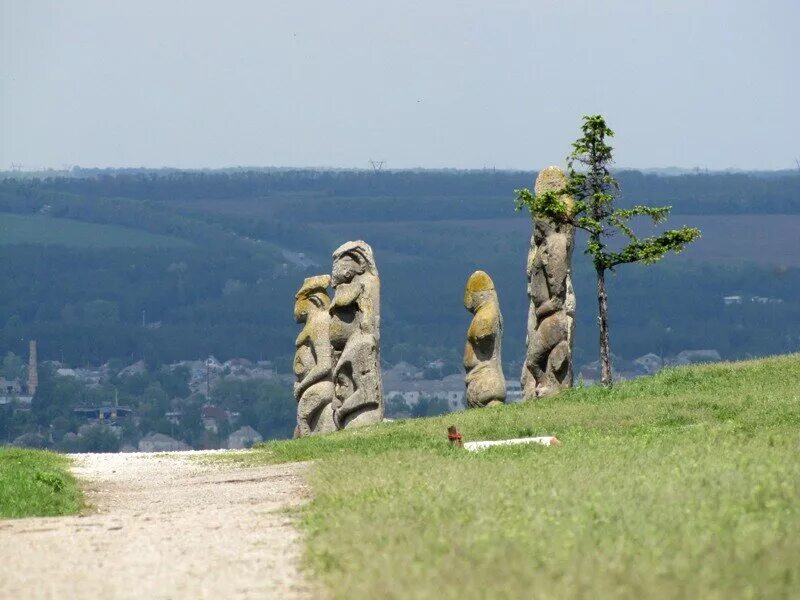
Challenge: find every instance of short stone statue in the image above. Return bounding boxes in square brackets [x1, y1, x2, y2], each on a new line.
[522, 166, 576, 399]
[293, 275, 337, 436]
[329, 240, 384, 428]
[463, 270, 506, 408]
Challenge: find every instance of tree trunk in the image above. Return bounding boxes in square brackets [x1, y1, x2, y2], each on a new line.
[596, 267, 612, 386]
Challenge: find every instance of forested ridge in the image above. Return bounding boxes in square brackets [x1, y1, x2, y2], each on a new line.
[1, 169, 798, 371]
[6, 168, 800, 215]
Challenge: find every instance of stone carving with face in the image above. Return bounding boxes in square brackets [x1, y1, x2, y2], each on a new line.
[329, 240, 384, 429]
[293, 274, 336, 436]
[463, 270, 506, 408]
[522, 166, 576, 399]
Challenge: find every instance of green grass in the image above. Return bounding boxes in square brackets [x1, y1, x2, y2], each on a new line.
[219, 355, 800, 598]
[0, 212, 190, 248]
[0, 448, 83, 518]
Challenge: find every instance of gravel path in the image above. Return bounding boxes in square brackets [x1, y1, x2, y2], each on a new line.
[0, 451, 315, 599]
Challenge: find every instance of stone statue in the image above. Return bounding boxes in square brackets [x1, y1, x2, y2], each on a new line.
[463, 270, 506, 408]
[522, 166, 576, 399]
[329, 240, 384, 428]
[293, 275, 337, 436]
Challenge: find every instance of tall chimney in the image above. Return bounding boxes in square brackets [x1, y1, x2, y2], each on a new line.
[27, 340, 38, 396]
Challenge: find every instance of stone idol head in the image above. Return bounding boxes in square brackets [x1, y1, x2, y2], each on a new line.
[331, 241, 377, 286]
[294, 274, 331, 323]
[464, 270, 497, 313]
[533, 166, 574, 240]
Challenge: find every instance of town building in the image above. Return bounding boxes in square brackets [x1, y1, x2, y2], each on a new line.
[73, 405, 134, 423]
[505, 379, 523, 403]
[138, 433, 190, 452]
[673, 349, 722, 365]
[228, 426, 263, 449]
[201, 405, 231, 433]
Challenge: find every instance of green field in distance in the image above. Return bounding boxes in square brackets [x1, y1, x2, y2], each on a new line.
[0, 212, 190, 248]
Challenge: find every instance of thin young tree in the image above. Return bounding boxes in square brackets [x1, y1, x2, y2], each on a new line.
[516, 115, 700, 386]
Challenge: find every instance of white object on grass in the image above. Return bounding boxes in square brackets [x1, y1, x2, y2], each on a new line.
[463, 436, 560, 452]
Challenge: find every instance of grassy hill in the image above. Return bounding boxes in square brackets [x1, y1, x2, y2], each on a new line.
[317, 214, 800, 268]
[223, 354, 800, 599]
[0, 449, 82, 518]
[0, 212, 190, 248]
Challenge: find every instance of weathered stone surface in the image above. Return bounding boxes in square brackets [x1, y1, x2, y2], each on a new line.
[329, 241, 384, 428]
[463, 270, 506, 408]
[293, 275, 336, 436]
[522, 166, 576, 399]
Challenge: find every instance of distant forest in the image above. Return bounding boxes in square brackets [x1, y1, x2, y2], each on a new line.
[1, 169, 799, 372]
[8, 167, 800, 215]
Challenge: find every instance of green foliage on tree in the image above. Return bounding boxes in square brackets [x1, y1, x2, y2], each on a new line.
[411, 396, 451, 418]
[73, 424, 121, 453]
[178, 402, 206, 448]
[216, 378, 295, 441]
[516, 115, 701, 386]
[385, 395, 412, 418]
[1, 352, 24, 381]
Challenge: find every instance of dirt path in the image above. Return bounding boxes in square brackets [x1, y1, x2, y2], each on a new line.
[0, 452, 315, 599]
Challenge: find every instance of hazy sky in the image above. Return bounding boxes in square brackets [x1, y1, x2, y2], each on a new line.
[2, 1, 798, 171]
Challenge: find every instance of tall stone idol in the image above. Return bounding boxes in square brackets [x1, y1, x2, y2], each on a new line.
[522, 166, 576, 399]
[293, 275, 337, 436]
[463, 270, 506, 408]
[329, 240, 384, 428]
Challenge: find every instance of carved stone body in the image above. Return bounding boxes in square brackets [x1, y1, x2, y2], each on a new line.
[329, 241, 384, 428]
[463, 271, 506, 408]
[522, 166, 576, 399]
[293, 275, 336, 436]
